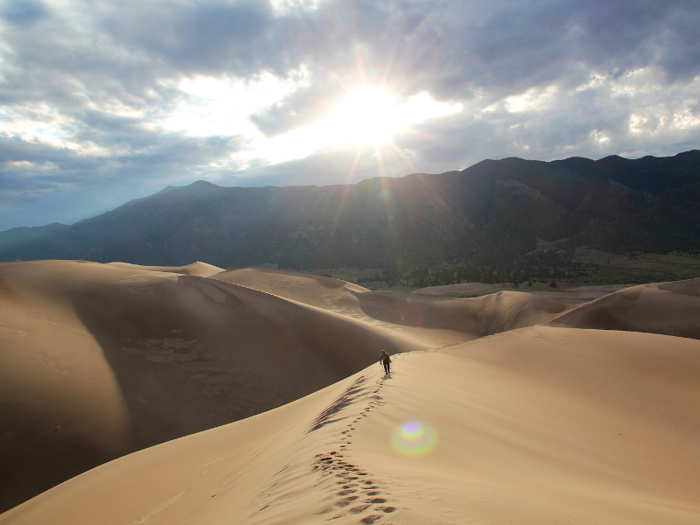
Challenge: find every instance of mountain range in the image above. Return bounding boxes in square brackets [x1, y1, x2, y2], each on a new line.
[2, 150, 699, 268]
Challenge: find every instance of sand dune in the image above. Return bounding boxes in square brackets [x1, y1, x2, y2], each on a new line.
[3, 326, 698, 524]
[106, 261, 224, 277]
[531, 283, 637, 305]
[3, 261, 699, 521]
[215, 268, 571, 345]
[214, 267, 370, 314]
[0, 261, 420, 510]
[549, 277, 700, 339]
[413, 281, 637, 305]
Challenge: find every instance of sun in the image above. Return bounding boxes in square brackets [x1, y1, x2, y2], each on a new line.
[324, 88, 399, 146]
[255, 87, 462, 163]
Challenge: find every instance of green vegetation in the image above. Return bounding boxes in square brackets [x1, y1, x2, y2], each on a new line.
[311, 249, 700, 293]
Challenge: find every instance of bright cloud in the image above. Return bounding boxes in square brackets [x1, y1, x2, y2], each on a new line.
[161, 72, 309, 138]
[505, 86, 558, 113]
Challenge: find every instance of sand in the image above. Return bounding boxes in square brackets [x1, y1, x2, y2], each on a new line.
[413, 281, 639, 305]
[215, 267, 572, 346]
[2, 326, 699, 524]
[2, 262, 699, 523]
[411, 282, 496, 296]
[531, 284, 638, 305]
[106, 261, 225, 277]
[550, 277, 700, 339]
[0, 262, 422, 509]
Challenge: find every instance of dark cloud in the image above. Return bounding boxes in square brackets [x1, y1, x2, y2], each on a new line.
[0, 131, 243, 229]
[1, 0, 47, 26]
[97, 1, 277, 76]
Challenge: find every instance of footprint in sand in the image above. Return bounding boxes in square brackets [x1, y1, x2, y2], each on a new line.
[33, 352, 73, 374]
[1, 326, 28, 336]
[309, 376, 400, 523]
[334, 496, 359, 508]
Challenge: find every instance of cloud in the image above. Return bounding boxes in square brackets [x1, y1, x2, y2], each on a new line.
[0, 131, 244, 229]
[250, 80, 344, 137]
[0, 0, 699, 230]
[1, 0, 47, 26]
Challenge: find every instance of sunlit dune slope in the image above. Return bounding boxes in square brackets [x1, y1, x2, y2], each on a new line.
[3, 326, 699, 525]
[0, 260, 420, 511]
[213, 267, 370, 313]
[549, 277, 700, 339]
[106, 261, 224, 277]
[215, 267, 572, 345]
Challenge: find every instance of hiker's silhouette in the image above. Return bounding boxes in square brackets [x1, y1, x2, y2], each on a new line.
[380, 350, 391, 376]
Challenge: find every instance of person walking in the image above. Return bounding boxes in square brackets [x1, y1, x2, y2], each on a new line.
[380, 350, 391, 376]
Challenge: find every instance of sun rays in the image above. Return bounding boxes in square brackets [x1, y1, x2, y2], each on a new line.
[321, 87, 463, 149]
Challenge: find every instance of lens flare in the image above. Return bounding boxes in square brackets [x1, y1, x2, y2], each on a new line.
[392, 420, 437, 457]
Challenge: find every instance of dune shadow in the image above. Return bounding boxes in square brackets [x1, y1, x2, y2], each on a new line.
[71, 274, 409, 455]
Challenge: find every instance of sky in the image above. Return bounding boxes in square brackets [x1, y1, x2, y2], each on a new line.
[1, 0, 700, 231]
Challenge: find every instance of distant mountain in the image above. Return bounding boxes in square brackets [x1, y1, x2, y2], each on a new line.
[2, 150, 700, 267]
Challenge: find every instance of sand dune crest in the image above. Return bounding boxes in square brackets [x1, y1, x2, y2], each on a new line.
[215, 268, 572, 345]
[549, 277, 700, 339]
[106, 261, 224, 277]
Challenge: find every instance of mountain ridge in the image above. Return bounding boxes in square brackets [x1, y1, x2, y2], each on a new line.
[2, 150, 699, 268]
